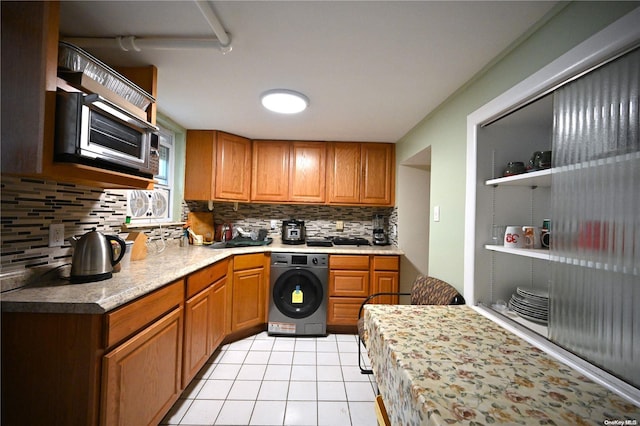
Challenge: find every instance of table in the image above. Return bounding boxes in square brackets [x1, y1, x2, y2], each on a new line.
[363, 304, 640, 425]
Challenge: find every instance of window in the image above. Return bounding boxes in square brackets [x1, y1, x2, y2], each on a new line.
[155, 126, 175, 189]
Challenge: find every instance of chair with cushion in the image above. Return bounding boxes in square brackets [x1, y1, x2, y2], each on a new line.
[357, 275, 465, 374]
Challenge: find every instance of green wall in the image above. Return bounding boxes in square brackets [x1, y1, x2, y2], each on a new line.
[395, 2, 639, 291]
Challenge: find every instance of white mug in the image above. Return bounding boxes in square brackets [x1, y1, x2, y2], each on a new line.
[522, 226, 542, 249]
[504, 226, 524, 248]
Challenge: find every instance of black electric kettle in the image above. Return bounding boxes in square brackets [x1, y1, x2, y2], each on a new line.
[69, 228, 126, 283]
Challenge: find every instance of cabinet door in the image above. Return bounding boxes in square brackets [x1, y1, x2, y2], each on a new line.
[183, 287, 213, 385]
[361, 143, 394, 205]
[184, 130, 215, 200]
[327, 142, 361, 204]
[251, 140, 290, 202]
[215, 132, 251, 201]
[289, 141, 326, 203]
[372, 271, 399, 305]
[232, 267, 265, 330]
[210, 277, 229, 350]
[327, 297, 366, 326]
[102, 307, 183, 426]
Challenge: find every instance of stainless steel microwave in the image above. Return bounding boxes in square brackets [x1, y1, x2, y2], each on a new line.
[55, 90, 159, 177]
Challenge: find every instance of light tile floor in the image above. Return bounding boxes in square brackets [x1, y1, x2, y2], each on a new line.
[160, 333, 378, 426]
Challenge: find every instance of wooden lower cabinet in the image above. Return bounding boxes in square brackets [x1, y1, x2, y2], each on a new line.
[328, 255, 400, 326]
[1, 312, 104, 426]
[211, 277, 230, 348]
[101, 306, 183, 426]
[183, 276, 229, 384]
[328, 297, 367, 325]
[371, 256, 400, 305]
[183, 261, 230, 385]
[232, 268, 264, 330]
[184, 286, 215, 384]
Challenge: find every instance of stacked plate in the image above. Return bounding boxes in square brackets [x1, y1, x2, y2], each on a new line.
[509, 287, 549, 324]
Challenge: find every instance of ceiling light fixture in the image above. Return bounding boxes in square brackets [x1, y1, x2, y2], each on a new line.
[261, 89, 309, 114]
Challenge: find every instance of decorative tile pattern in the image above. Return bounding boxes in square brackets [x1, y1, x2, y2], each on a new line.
[0, 176, 185, 277]
[187, 201, 397, 244]
[1, 175, 397, 286]
[364, 304, 640, 425]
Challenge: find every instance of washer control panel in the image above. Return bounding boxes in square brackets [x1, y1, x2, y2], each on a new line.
[271, 253, 328, 267]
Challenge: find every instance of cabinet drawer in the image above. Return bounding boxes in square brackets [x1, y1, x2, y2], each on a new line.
[330, 255, 369, 270]
[233, 253, 265, 271]
[372, 255, 399, 271]
[327, 297, 366, 326]
[102, 306, 183, 426]
[186, 259, 228, 298]
[105, 280, 184, 349]
[330, 270, 369, 297]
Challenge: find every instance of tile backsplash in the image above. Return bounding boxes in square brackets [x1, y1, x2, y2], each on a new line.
[1, 176, 397, 278]
[0, 176, 185, 277]
[187, 201, 396, 242]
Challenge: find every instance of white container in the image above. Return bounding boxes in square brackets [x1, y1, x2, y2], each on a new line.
[504, 225, 524, 248]
[120, 241, 134, 268]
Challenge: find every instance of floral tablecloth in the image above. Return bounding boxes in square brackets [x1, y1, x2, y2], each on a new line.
[363, 304, 640, 425]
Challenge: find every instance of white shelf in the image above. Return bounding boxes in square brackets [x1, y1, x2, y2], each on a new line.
[491, 306, 549, 336]
[485, 244, 550, 260]
[485, 168, 551, 187]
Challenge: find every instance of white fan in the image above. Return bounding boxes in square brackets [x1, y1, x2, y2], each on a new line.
[126, 189, 170, 221]
[150, 191, 168, 217]
[129, 190, 151, 218]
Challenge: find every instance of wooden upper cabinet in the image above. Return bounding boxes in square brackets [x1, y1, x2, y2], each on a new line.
[184, 130, 251, 201]
[250, 140, 326, 203]
[327, 142, 394, 206]
[327, 143, 361, 204]
[251, 140, 290, 202]
[289, 142, 326, 203]
[361, 143, 394, 205]
[215, 132, 252, 201]
[184, 130, 216, 201]
[0, 2, 155, 189]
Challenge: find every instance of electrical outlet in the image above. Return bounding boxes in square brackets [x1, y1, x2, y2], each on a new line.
[49, 223, 65, 247]
[336, 220, 344, 231]
[270, 220, 277, 230]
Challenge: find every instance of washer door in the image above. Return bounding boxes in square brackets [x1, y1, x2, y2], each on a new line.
[272, 268, 323, 319]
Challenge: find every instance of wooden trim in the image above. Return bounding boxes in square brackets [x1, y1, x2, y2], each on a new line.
[375, 395, 391, 426]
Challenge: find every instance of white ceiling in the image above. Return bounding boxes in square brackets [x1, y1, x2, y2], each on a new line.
[59, 1, 557, 142]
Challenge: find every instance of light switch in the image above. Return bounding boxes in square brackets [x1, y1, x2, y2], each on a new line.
[434, 206, 440, 222]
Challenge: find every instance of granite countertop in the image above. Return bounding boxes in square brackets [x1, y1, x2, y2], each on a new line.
[0, 239, 403, 314]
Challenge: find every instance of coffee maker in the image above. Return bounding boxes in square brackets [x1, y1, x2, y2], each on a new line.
[372, 214, 389, 246]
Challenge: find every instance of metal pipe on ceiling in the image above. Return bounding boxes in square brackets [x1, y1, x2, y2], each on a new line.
[61, 0, 232, 54]
[194, 0, 231, 50]
[62, 36, 227, 52]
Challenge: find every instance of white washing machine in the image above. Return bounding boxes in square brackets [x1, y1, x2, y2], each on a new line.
[268, 253, 328, 336]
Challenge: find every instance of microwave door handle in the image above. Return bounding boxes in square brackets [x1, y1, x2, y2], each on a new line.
[82, 93, 158, 132]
